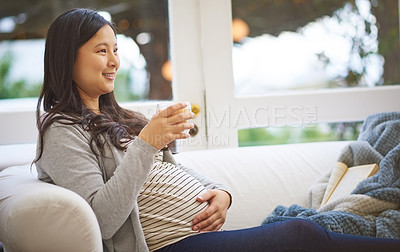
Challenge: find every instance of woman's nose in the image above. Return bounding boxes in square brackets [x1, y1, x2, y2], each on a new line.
[108, 53, 120, 69]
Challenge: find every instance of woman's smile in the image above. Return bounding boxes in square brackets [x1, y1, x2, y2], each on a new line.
[102, 72, 116, 80]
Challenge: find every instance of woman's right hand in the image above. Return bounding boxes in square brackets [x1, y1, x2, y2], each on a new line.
[138, 102, 195, 150]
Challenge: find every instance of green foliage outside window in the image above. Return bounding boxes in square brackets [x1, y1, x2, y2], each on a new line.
[0, 52, 41, 99]
[113, 69, 142, 102]
[0, 51, 141, 101]
[238, 122, 362, 147]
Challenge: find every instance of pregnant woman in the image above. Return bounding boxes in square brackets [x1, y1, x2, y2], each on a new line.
[35, 8, 400, 252]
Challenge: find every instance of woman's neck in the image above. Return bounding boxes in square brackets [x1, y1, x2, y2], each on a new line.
[81, 96, 101, 114]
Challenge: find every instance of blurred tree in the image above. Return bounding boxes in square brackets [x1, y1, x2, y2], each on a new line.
[370, 0, 400, 85]
[0, 52, 41, 99]
[232, 0, 399, 87]
[111, 0, 171, 100]
[232, 0, 353, 37]
[0, 52, 13, 98]
[114, 69, 141, 101]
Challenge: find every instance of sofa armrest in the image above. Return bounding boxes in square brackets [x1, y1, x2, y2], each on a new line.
[0, 165, 102, 252]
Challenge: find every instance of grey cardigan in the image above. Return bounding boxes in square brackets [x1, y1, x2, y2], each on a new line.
[35, 121, 230, 252]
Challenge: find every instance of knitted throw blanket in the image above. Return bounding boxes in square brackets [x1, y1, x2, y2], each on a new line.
[262, 112, 400, 238]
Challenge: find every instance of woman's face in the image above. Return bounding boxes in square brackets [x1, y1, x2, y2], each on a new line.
[72, 25, 120, 107]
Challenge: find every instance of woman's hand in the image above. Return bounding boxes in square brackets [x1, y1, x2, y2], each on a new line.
[138, 102, 195, 150]
[192, 189, 231, 232]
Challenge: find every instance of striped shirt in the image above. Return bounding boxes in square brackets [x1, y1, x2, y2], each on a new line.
[138, 151, 208, 251]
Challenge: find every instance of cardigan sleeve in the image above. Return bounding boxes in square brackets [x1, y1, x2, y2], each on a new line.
[36, 123, 158, 239]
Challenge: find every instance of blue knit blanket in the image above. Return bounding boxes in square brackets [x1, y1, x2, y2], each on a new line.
[262, 112, 400, 238]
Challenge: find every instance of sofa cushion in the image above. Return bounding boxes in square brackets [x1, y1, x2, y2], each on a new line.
[174, 141, 350, 230]
[0, 143, 37, 171]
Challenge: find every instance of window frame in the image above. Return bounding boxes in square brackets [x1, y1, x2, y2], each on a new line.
[169, 0, 400, 150]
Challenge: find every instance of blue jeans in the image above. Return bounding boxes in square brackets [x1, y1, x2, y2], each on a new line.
[156, 219, 400, 252]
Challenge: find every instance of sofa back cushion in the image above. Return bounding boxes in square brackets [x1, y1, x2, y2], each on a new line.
[174, 141, 349, 230]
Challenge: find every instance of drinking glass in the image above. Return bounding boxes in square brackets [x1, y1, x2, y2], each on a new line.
[156, 101, 191, 134]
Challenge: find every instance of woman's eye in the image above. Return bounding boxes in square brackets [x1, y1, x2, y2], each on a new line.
[114, 48, 118, 53]
[97, 49, 106, 53]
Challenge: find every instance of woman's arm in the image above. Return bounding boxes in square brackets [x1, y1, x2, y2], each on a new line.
[36, 123, 158, 239]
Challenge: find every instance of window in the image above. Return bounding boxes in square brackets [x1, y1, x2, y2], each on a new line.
[169, 0, 400, 150]
[2, 0, 400, 149]
[232, 0, 399, 95]
[0, 0, 172, 145]
[0, 0, 172, 101]
[231, 0, 400, 146]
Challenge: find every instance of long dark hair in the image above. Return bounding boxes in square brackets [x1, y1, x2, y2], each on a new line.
[36, 8, 148, 161]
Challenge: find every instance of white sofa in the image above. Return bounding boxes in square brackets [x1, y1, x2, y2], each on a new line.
[0, 141, 350, 252]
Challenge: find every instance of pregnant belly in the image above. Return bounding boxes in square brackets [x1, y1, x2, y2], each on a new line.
[138, 164, 209, 251]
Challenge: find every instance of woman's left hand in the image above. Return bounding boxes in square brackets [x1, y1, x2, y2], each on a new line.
[192, 189, 231, 232]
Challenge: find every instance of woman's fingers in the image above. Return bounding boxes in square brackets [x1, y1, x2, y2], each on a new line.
[192, 190, 230, 232]
[138, 103, 194, 149]
[158, 102, 188, 117]
[159, 103, 194, 125]
[193, 209, 225, 232]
